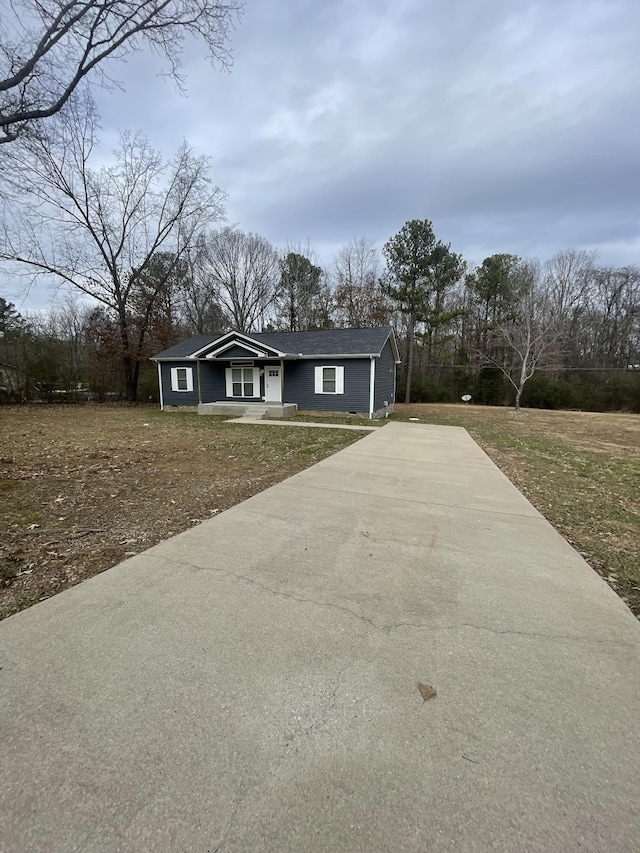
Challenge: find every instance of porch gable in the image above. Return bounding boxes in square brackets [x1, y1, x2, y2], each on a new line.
[191, 331, 285, 360]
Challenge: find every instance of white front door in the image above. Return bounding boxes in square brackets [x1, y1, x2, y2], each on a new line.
[264, 366, 282, 402]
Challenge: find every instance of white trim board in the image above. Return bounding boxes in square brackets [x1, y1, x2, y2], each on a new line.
[189, 331, 287, 359]
[291, 352, 381, 360]
[205, 341, 268, 359]
[369, 357, 375, 418]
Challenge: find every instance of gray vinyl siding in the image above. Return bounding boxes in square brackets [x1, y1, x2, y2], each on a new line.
[198, 362, 227, 401]
[161, 361, 288, 405]
[374, 338, 396, 413]
[160, 361, 231, 406]
[221, 345, 263, 359]
[283, 359, 371, 413]
[160, 356, 390, 412]
[161, 362, 199, 407]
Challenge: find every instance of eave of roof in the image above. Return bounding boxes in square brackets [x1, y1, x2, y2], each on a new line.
[151, 326, 401, 361]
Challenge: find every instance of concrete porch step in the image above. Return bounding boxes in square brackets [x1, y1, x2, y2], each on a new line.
[198, 402, 298, 418]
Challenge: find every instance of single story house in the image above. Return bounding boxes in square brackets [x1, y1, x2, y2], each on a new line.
[151, 326, 400, 419]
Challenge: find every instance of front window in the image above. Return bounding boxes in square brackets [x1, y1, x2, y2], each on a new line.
[170, 366, 193, 392]
[322, 367, 336, 393]
[176, 368, 189, 391]
[314, 365, 344, 394]
[229, 367, 256, 397]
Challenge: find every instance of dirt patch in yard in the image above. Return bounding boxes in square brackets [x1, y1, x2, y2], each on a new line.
[0, 405, 363, 620]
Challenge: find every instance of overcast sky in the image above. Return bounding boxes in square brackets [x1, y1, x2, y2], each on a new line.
[6, 0, 640, 309]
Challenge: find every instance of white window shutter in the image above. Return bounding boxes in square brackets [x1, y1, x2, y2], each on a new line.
[170, 368, 178, 391]
[225, 368, 233, 396]
[314, 366, 323, 394]
[253, 368, 260, 396]
[335, 366, 344, 394]
[185, 368, 194, 392]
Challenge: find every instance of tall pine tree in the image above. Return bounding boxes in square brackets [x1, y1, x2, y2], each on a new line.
[383, 220, 464, 402]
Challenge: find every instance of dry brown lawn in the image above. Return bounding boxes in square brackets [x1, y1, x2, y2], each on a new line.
[2, 403, 638, 622]
[0, 405, 362, 620]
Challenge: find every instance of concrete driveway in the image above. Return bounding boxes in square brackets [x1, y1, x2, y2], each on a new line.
[1, 422, 639, 852]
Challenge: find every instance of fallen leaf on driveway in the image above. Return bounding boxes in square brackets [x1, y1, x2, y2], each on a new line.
[417, 682, 436, 702]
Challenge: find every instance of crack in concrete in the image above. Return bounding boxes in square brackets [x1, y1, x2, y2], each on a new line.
[302, 665, 349, 739]
[212, 783, 247, 853]
[156, 553, 399, 634]
[279, 480, 544, 521]
[279, 665, 350, 754]
[438, 622, 636, 647]
[211, 667, 351, 852]
[145, 554, 636, 649]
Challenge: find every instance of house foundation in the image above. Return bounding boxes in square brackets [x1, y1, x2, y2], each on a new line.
[197, 402, 298, 418]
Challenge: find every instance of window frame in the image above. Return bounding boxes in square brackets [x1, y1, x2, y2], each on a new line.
[314, 365, 344, 395]
[322, 366, 336, 393]
[170, 366, 194, 392]
[225, 366, 260, 398]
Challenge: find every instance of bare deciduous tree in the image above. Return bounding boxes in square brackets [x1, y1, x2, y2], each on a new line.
[584, 265, 640, 368]
[486, 260, 564, 412]
[543, 249, 596, 366]
[180, 235, 229, 334]
[203, 227, 280, 332]
[1, 94, 226, 399]
[0, 0, 242, 143]
[38, 293, 96, 390]
[333, 237, 391, 328]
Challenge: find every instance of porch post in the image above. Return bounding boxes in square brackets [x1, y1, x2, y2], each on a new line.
[369, 357, 375, 419]
[197, 360, 202, 405]
[280, 358, 284, 403]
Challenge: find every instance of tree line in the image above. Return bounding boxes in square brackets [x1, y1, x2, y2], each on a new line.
[2, 216, 639, 411]
[1, 94, 638, 412]
[0, 107, 638, 408]
[1, 1, 638, 411]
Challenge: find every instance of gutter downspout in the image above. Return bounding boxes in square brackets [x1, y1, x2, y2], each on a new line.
[369, 356, 375, 419]
[156, 362, 164, 411]
[393, 354, 397, 406]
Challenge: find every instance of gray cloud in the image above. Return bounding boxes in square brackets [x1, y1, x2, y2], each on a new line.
[11, 0, 640, 311]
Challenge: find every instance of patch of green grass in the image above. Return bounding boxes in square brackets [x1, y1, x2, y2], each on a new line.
[285, 412, 379, 427]
[398, 404, 640, 617]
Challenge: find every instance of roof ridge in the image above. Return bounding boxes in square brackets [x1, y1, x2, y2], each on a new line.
[151, 326, 395, 360]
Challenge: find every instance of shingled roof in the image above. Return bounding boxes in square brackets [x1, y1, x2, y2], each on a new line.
[152, 327, 397, 360]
